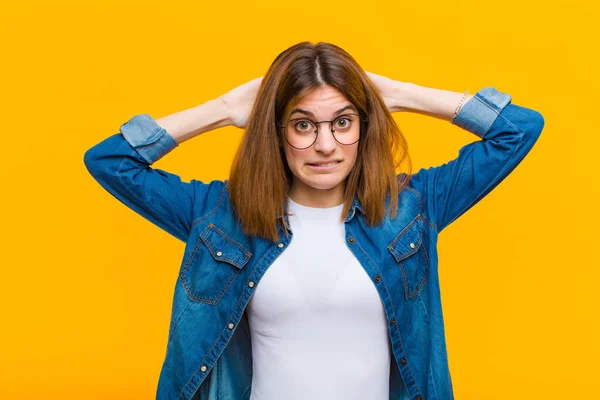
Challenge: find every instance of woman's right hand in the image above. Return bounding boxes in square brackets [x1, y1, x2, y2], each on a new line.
[220, 76, 264, 129]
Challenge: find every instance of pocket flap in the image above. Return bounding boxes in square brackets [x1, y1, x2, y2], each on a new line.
[200, 224, 252, 269]
[388, 214, 424, 262]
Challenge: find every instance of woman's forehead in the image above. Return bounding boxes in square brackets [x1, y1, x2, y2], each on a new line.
[285, 87, 355, 119]
[289, 104, 358, 120]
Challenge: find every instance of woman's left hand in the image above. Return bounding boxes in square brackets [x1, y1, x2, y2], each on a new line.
[365, 71, 411, 113]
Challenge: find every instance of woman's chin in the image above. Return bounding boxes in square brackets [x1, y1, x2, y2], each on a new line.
[303, 176, 344, 191]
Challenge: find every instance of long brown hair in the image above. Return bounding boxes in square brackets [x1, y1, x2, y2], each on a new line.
[229, 41, 412, 242]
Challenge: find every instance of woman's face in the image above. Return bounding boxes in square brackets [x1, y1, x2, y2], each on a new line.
[282, 84, 360, 206]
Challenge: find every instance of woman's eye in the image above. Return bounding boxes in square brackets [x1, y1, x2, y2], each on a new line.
[295, 120, 313, 131]
[335, 117, 351, 129]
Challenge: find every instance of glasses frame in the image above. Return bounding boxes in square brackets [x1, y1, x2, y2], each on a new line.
[279, 113, 369, 150]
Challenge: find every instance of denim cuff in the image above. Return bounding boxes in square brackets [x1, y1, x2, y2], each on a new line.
[452, 87, 512, 138]
[119, 113, 179, 164]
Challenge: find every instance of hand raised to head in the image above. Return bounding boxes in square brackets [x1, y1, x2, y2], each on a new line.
[365, 71, 411, 113]
[220, 76, 264, 129]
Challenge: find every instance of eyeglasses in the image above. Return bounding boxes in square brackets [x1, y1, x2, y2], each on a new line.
[279, 113, 368, 150]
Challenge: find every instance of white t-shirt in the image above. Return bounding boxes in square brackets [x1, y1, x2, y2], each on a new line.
[246, 197, 391, 400]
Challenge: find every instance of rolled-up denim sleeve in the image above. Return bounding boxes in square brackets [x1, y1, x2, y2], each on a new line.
[83, 114, 223, 242]
[406, 87, 545, 233]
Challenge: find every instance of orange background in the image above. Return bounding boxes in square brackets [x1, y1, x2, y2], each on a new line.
[1, 0, 598, 398]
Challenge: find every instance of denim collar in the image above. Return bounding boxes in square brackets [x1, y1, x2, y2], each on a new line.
[276, 193, 364, 224]
[345, 194, 364, 222]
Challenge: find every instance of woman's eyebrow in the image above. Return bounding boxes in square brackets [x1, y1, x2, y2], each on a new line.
[289, 104, 357, 119]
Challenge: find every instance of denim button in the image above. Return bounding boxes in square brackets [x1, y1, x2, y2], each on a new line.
[228, 323, 234, 329]
[348, 237, 355, 243]
[400, 356, 406, 364]
[248, 281, 255, 288]
[216, 251, 223, 257]
[374, 275, 381, 282]
[409, 242, 415, 249]
[278, 243, 284, 248]
[414, 396, 423, 400]
[200, 365, 207, 372]
[391, 318, 396, 325]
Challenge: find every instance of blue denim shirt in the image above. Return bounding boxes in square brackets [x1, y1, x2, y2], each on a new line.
[84, 87, 544, 400]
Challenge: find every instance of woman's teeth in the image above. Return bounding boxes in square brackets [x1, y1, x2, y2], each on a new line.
[310, 161, 339, 167]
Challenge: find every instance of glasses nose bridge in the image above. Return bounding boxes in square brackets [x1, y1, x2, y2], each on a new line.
[314, 119, 336, 135]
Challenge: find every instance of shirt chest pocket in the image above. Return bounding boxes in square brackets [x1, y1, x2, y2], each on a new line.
[179, 223, 252, 305]
[388, 214, 429, 299]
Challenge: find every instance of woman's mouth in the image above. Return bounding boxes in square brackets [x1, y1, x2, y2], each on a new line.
[307, 160, 341, 170]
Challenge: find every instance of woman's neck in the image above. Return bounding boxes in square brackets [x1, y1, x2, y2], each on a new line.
[288, 180, 346, 208]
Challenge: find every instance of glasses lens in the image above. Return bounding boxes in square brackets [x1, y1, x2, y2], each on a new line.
[285, 114, 361, 149]
[331, 114, 360, 145]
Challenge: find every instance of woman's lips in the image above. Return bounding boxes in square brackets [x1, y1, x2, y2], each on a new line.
[307, 160, 341, 170]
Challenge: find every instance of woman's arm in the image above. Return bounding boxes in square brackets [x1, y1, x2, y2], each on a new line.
[83, 107, 226, 243]
[367, 72, 545, 233]
[366, 72, 475, 119]
[388, 82, 474, 120]
[156, 76, 263, 144]
[155, 98, 230, 144]
[83, 77, 262, 242]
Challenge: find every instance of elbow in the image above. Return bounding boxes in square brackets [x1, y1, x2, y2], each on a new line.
[83, 146, 98, 177]
[513, 107, 545, 149]
[526, 109, 545, 148]
[515, 109, 545, 159]
[84, 143, 113, 182]
[83, 144, 107, 180]
[531, 109, 545, 138]
[83, 134, 123, 178]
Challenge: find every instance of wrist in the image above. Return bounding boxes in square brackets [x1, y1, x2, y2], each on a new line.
[390, 83, 474, 121]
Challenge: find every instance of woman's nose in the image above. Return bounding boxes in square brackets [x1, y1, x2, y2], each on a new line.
[314, 124, 337, 153]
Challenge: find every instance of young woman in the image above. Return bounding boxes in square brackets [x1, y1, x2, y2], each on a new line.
[84, 42, 544, 400]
